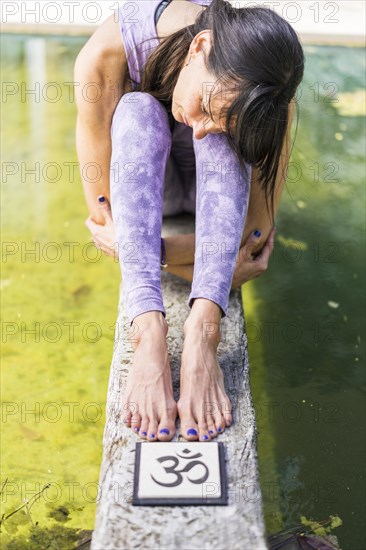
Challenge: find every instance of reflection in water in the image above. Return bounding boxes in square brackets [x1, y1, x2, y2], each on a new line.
[25, 38, 46, 148]
[25, 37, 47, 230]
[1, 35, 365, 549]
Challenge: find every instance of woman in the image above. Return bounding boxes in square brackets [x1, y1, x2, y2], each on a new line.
[74, 0, 304, 443]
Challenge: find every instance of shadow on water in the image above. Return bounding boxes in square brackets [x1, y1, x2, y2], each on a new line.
[1, 35, 365, 549]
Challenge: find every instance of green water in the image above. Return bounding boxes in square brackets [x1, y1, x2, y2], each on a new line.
[1, 34, 120, 547]
[1, 35, 365, 549]
[245, 44, 366, 549]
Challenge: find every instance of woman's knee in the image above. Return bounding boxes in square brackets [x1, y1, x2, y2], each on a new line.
[111, 92, 171, 140]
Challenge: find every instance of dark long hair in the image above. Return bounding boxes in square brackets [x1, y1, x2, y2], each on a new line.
[127, 0, 305, 221]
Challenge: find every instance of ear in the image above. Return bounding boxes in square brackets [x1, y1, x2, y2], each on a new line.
[190, 29, 213, 62]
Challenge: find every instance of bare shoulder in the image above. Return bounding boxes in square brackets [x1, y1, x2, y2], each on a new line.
[76, 14, 124, 65]
[75, 13, 131, 92]
[156, 0, 207, 40]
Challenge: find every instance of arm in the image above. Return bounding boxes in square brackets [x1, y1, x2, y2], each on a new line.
[74, 14, 129, 224]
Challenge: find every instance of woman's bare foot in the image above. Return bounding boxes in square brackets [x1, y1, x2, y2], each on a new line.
[177, 299, 232, 442]
[122, 311, 177, 441]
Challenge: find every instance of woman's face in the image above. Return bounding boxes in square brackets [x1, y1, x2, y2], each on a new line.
[172, 30, 235, 140]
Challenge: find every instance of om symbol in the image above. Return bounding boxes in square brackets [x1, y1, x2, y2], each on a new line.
[150, 449, 209, 487]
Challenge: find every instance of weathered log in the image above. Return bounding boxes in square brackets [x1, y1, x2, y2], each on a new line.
[91, 214, 268, 550]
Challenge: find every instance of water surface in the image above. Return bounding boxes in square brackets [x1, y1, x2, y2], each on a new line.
[1, 35, 365, 549]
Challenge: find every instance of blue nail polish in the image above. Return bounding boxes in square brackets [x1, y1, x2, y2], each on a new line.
[159, 428, 170, 435]
[217, 427, 223, 432]
[201, 435, 209, 440]
[134, 427, 139, 432]
[141, 431, 147, 436]
[254, 230, 261, 238]
[98, 195, 105, 203]
[149, 433, 155, 438]
[187, 428, 198, 436]
[209, 430, 215, 435]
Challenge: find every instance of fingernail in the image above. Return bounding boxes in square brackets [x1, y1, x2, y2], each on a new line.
[98, 195, 106, 203]
[159, 428, 170, 435]
[254, 230, 261, 238]
[201, 435, 209, 441]
[141, 431, 147, 436]
[187, 428, 198, 436]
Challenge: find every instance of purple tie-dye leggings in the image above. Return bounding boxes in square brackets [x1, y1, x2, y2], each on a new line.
[110, 92, 252, 326]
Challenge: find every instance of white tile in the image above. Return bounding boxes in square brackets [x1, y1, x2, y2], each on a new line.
[137, 442, 222, 500]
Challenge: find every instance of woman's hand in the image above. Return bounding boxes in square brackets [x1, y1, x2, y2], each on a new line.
[232, 225, 276, 289]
[84, 196, 118, 259]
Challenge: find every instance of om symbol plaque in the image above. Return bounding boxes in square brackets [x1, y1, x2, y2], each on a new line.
[132, 442, 227, 506]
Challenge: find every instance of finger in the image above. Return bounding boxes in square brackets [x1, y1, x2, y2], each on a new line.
[85, 216, 98, 233]
[99, 246, 115, 258]
[92, 239, 110, 256]
[94, 236, 118, 253]
[91, 233, 118, 256]
[257, 226, 276, 265]
[102, 246, 118, 259]
[243, 229, 264, 261]
[97, 195, 113, 223]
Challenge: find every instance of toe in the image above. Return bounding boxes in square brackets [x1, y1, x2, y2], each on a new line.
[213, 409, 225, 434]
[207, 416, 217, 438]
[198, 422, 211, 442]
[224, 412, 233, 427]
[122, 407, 132, 427]
[215, 414, 226, 435]
[184, 426, 199, 441]
[147, 419, 158, 442]
[157, 416, 176, 441]
[221, 398, 233, 427]
[178, 401, 199, 441]
[131, 412, 141, 434]
[180, 418, 199, 441]
[139, 416, 149, 439]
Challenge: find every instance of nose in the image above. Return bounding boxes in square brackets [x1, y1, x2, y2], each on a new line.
[191, 120, 208, 140]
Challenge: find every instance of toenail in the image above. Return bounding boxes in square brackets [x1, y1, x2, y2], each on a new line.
[209, 430, 215, 435]
[149, 433, 155, 438]
[134, 427, 139, 432]
[141, 431, 147, 436]
[159, 428, 170, 435]
[187, 428, 198, 436]
[217, 427, 223, 432]
[201, 435, 209, 441]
